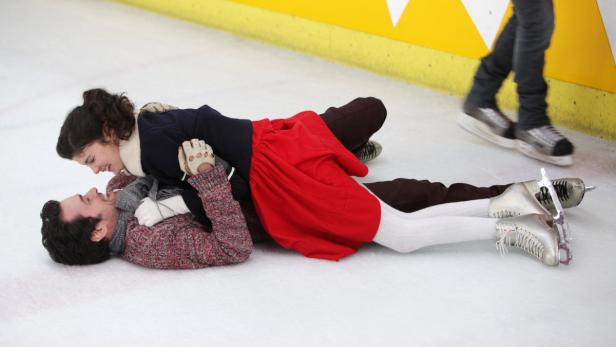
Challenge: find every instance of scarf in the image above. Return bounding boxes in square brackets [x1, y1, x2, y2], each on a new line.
[109, 176, 183, 255]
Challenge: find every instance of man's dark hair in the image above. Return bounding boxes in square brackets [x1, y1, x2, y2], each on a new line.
[40, 200, 111, 265]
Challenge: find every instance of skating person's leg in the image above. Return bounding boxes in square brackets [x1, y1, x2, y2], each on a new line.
[512, 0, 552, 130]
[512, 0, 574, 166]
[319, 97, 386, 160]
[459, 12, 518, 147]
[466, 14, 517, 108]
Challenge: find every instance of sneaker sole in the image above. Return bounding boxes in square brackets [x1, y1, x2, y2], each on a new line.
[515, 140, 573, 166]
[457, 113, 516, 149]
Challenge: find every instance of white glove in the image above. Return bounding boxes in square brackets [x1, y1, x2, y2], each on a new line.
[178, 139, 215, 177]
[134, 196, 190, 227]
[139, 102, 178, 114]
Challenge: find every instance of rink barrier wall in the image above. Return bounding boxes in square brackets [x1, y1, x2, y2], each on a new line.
[115, 0, 616, 140]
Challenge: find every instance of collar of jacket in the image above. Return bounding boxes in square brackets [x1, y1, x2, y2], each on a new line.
[119, 114, 145, 177]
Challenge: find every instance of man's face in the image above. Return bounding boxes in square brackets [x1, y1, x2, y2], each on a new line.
[60, 188, 119, 240]
[72, 140, 124, 175]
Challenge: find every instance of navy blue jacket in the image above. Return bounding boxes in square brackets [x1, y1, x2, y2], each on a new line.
[138, 105, 253, 224]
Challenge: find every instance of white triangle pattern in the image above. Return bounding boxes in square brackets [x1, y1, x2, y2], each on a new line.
[384, 0, 615, 64]
[597, 0, 616, 64]
[461, 0, 509, 49]
[386, 0, 410, 27]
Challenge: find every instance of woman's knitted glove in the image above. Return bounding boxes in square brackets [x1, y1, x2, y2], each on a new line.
[139, 102, 178, 114]
[178, 139, 216, 176]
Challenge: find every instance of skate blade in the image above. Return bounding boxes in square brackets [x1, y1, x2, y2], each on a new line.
[558, 236, 573, 265]
[457, 113, 516, 149]
[516, 141, 573, 166]
[538, 168, 573, 265]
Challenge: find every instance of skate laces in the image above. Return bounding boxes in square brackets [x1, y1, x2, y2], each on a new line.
[361, 142, 377, 157]
[537, 179, 570, 205]
[492, 209, 519, 219]
[496, 223, 544, 260]
[479, 108, 509, 128]
[528, 125, 565, 145]
[355, 141, 381, 162]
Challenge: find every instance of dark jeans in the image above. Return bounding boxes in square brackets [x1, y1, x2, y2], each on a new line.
[466, 0, 554, 129]
[241, 97, 511, 242]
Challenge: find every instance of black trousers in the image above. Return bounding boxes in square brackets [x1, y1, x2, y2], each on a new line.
[466, 0, 554, 129]
[320, 96, 511, 213]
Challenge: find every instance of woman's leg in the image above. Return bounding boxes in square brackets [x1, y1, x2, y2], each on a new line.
[319, 97, 386, 152]
[400, 198, 489, 218]
[320, 98, 512, 211]
[364, 178, 510, 213]
[372, 197, 497, 253]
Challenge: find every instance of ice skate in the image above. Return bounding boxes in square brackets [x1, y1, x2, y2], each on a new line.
[515, 125, 574, 166]
[354, 140, 382, 163]
[489, 183, 551, 218]
[491, 169, 575, 265]
[523, 177, 594, 212]
[458, 99, 517, 148]
[495, 214, 560, 266]
[491, 177, 594, 218]
[536, 168, 573, 265]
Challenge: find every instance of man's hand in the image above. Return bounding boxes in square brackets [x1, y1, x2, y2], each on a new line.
[178, 139, 215, 176]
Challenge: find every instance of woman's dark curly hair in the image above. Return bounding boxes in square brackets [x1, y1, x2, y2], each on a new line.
[57, 88, 135, 159]
[40, 200, 111, 265]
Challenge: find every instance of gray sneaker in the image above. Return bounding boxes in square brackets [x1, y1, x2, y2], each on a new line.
[495, 214, 560, 266]
[523, 177, 592, 212]
[515, 125, 574, 166]
[354, 140, 382, 163]
[458, 100, 516, 148]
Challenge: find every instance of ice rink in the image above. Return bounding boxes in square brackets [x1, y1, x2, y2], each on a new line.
[1, 0, 616, 346]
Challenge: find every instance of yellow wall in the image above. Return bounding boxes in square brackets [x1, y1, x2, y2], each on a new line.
[116, 0, 616, 140]
[234, 0, 615, 93]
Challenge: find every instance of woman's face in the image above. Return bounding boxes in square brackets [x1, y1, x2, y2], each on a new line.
[73, 140, 124, 175]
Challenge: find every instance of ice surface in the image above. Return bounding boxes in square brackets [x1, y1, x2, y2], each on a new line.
[1, 1, 615, 346]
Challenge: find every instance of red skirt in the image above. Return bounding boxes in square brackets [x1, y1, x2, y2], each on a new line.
[249, 111, 381, 261]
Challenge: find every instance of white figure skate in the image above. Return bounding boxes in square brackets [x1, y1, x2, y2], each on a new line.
[537, 168, 575, 265]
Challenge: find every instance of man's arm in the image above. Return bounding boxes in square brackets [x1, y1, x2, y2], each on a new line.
[122, 164, 253, 269]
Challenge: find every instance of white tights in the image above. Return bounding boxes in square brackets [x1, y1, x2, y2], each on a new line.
[372, 196, 497, 253]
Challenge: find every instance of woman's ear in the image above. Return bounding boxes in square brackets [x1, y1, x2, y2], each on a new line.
[90, 222, 109, 242]
[102, 127, 118, 144]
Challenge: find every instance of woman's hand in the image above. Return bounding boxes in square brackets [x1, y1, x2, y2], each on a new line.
[178, 139, 215, 176]
[139, 102, 178, 114]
